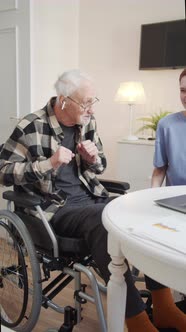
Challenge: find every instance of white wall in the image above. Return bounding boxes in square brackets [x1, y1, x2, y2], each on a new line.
[30, 0, 79, 111]
[29, 0, 185, 180]
[79, 0, 185, 179]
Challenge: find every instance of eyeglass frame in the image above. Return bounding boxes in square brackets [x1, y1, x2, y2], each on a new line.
[66, 96, 100, 112]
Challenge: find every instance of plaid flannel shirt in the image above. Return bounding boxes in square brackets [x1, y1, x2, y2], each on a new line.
[0, 97, 108, 220]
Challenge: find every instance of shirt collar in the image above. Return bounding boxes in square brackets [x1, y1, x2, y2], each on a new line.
[46, 97, 63, 136]
[45, 96, 82, 138]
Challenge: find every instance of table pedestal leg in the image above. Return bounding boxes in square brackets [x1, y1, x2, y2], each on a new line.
[107, 236, 128, 332]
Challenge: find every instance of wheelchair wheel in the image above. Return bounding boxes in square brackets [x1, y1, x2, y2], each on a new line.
[0, 210, 42, 332]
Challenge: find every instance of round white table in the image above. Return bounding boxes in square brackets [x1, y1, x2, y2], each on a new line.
[102, 186, 186, 332]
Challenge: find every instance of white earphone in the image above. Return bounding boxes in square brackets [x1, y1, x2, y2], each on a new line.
[61, 100, 66, 110]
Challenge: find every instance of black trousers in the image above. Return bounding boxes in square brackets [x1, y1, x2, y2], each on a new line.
[51, 197, 165, 318]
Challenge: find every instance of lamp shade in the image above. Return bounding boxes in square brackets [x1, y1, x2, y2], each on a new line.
[115, 81, 146, 105]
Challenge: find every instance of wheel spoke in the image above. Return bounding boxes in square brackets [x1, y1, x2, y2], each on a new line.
[0, 212, 42, 331]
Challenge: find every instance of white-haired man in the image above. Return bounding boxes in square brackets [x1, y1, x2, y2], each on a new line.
[0, 70, 186, 331]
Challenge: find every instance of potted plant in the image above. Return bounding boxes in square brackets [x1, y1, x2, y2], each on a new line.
[137, 110, 171, 139]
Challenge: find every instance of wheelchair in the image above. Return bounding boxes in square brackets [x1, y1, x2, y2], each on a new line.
[0, 180, 129, 332]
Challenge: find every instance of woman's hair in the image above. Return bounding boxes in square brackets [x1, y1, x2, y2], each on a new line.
[179, 68, 186, 82]
[54, 69, 92, 100]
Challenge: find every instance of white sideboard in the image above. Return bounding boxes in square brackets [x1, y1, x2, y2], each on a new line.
[117, 139, 155, 192]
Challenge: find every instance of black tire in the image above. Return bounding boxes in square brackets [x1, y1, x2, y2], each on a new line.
[0, 210, 42, 332]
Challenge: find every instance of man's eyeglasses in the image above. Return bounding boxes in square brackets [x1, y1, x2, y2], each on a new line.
[67, 96, 99, 112]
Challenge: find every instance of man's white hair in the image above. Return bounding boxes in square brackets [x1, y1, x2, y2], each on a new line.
[54, 69, 92, 100]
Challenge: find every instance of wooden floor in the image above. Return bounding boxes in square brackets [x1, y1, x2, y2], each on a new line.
[32, 271, 130, 332]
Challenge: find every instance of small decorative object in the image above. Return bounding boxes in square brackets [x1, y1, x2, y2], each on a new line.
[137, 110, 171, 139]
[115, 81, 146, 141]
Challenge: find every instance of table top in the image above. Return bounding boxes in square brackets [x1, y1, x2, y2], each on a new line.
[102, 186, 186, 293]
[117, 139, 155, 146]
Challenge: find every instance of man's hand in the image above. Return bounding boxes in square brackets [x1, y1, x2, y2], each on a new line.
[77, 140, 98, 164]
[50, 147, 75, 169]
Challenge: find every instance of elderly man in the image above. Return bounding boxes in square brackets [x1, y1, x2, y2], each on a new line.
[0, 70, 186, 331]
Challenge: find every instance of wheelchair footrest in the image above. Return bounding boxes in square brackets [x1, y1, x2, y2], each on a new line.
[58, 306, 77, 332]
[74, 284, 87, 304]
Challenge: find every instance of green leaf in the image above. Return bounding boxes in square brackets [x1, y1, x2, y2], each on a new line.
[137, 110, 172, 133]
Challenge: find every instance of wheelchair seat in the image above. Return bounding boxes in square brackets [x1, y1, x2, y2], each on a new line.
[15, 211, 89, 257]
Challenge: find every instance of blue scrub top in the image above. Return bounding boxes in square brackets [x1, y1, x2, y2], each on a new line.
[154, 112, 186, 186]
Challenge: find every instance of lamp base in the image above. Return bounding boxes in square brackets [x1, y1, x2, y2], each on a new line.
[126, 135, 138, 141]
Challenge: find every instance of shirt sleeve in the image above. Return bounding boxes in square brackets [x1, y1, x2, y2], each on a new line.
[0, 126, 53, 187]
[81, 118, 107, 174]
[153, 120, 168, 168]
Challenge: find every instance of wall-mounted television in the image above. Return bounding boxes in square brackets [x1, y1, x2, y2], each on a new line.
[139, 19, 186, 70]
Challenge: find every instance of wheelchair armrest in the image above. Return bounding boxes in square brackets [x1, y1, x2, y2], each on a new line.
[99, 179, 130, 194]
[3, 190, 43, 208]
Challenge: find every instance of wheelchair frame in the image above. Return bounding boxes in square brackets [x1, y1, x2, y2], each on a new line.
[0, 180, 129, 332]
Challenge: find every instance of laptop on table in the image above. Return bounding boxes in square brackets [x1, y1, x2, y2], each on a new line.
[155, 194, 186, 214]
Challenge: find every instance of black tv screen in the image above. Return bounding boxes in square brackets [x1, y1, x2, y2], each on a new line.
[139, 19, 186, 70]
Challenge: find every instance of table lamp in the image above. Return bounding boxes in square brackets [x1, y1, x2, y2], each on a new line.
[115, 81, 146, 140]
